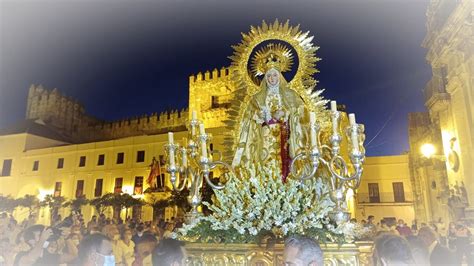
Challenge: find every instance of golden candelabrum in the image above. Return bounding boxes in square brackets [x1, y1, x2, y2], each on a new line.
[290, 100, 365, 224]
[164, 111, 233, 222]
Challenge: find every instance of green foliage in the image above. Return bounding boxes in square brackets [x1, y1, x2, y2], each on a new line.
[64, 196, 89, 212]
[16, 194, 39, 215]
[179, 163, 351, 244]
[0, 195, 17, 213]
[182, 219, 346, 245]
[168, 189, 190, 213]
[40, 195, 66, 209]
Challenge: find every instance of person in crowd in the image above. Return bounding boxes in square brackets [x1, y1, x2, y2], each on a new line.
[117, 228, 135, 266]
[395, 219, 413, 237]
[411, 220, 418, 233]
[283, 235, 323, 266]
[454, 222, 472, 265]
[151, 238, 186, 266]
[103, 224, 123, 265]
[447, 222, 457, 250]
[378, 220, 390, 232]
[133, 234, 158, 266]
[372, 234, 415, 265]
[77, 233, 114, 266]
[13, 224, 78, 265]
[405, 235, 430, 265]
[132, 224, 146, 244]
[418, 226, 456, 266]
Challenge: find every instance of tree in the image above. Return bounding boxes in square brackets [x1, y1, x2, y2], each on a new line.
[168, 189, 190, 215]
[40, 195, 66, 225]
[98, 193, 144, 221]
[89, 196, 107, 215]
[146, 195, 169, 222]
[15, 194, 39, 216]
[64, 196, 89, 214]
[0, 195, 18, 213]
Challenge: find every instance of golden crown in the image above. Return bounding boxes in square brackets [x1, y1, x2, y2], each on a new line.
[250, 43, 294, 77]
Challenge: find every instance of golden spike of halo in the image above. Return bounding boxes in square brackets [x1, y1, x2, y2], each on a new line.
[250, 43, 294, 77]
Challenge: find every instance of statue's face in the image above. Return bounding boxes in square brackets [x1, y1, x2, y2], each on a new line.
[265, 69, 279, 87]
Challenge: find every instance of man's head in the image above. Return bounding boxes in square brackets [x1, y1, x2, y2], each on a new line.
[398, 219, 405, 225]
[283, 236, 323, 266]
[78, 234, 113, 266]
[373, 234, 414, 265]
[368, 215, 375, 223]
[23, 224, 45, 246]
[265, 68, 280, 87]
[152, 238, 186, 266]
[417, 226, 437, 247]
[136, 234, 158, 260]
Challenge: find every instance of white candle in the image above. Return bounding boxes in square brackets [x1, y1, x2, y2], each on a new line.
[199, 123, 208, 158]
[168, 132, 175, 168]
[191, 111, 197, 137]
[181, 147, 187, 168]
[348, 114, 360, 153]
[349, 113, 356, 126]
[330, 101, 337, 112]
[309, 112, 317, 147]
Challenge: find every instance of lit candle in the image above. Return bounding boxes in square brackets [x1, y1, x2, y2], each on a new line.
[168, 132, 175, 168]
[181, 147, 187, 168]
[348, 114, 359, 153]
[199, 123, 208, 158]
[309, 112, 317, 148]
[349, 113, 356, 126]
[191, 111, 197, 137]
[330, 101, 337, 112]
[331, 101, 338, 135]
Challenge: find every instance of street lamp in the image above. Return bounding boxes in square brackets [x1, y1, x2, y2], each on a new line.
[420, 143, 436, 158]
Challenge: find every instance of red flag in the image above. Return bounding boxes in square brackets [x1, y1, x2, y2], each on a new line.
[147, 157, 161, 188]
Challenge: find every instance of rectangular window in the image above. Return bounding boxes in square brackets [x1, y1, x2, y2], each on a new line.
[134, 176, 144, 194]
[32, 160, 39, 171]
[114, 178, 123, 193]
[116, 152, 124, 164]
[97, 154, 105, 166]
[136, 151, 145, 163]
[54, 182, 62, 197]
[76, 180, 84, 198]
[94, 179, 103, 197]
[2, 159, 12, 176]
[368, 183, 380, 203]
[393, 182, 405, 202]
[57, 158, 64, 169]
[79, 156, 86, 167]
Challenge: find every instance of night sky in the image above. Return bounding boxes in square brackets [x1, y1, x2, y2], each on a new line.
[0, 0, 432, 156]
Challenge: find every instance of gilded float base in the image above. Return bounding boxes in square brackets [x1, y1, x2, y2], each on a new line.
[185, 241, 373, 265]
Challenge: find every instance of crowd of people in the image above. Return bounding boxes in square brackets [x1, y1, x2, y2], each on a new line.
[353, 215, 473, 265]
[0, 212, 185, 266]
[1, 211, 473, 266]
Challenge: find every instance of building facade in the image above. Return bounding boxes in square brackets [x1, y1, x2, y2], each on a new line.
[355, 155, 415, 224]
[408, 0, 473, 224]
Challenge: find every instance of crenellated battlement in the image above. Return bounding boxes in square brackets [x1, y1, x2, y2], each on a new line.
[189, 67, 230, 83]
[23, 64, 234, 144]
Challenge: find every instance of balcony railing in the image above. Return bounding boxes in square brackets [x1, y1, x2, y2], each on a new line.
[357, 192, 414, 204]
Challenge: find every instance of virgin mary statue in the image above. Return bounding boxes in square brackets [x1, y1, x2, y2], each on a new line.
[232, 64, 305, 182]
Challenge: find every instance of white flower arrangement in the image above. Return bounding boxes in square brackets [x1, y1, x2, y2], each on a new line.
[179, 161, 358, 243]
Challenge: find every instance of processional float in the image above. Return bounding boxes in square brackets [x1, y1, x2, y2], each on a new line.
[161, 19, 369, 265]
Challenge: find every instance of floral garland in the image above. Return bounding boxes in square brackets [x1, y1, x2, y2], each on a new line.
[178, 162, 359, 244]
